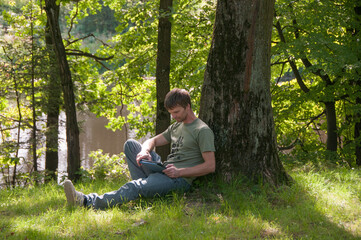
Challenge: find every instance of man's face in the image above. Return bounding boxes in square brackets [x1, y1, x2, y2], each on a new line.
[167, 105, 188, 122]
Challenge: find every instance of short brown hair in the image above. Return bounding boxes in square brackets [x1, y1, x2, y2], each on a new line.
[164, 88, 191, 110]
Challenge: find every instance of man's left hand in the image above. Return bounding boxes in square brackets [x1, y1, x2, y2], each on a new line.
[163, 164, 181, 178]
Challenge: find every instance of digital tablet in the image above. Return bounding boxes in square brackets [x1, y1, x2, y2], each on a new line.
[139, 160, 166, 173]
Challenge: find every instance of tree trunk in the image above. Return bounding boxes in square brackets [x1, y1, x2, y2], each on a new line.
[45, 0, 81, 180]
[199, 0, 289, 185]
[155, 0, 172, 161]
[325, 101, 338, 152]
[30, 7, 37, 173]
[354, 3, 361, 166]
[45, 15, 61, 181]
[355, 96, 361, 166]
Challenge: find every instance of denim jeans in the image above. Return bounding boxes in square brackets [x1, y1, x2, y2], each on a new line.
[84, 139, 191, 210]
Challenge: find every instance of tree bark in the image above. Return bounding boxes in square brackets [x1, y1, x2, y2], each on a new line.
[155, 0, 172, 161]
[199, 0, 289, 185]
[45, 0, 81, 180]
[45, 12, 61, 181]
[354, 3, 361, 165]
[325, 101, 338, 152]
[30, 6, 38, 173]
[355, 96, 361, 166]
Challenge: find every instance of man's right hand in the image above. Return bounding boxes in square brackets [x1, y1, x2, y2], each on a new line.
[136, 151, 151, 166]
[135, 134, 169, 166]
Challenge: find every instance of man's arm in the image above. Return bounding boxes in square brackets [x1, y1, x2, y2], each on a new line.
[136, 134, 169, 164]
[163, 151, 215, 178]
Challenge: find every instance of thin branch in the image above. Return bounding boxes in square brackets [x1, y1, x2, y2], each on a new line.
[274, 19, 310, 93]
[66, 49, 114, 61]
[65, 33, 111, 48]
[278, 111, 325, 151]
[67, 1, 79, 40]
[278, 138, 300, 151]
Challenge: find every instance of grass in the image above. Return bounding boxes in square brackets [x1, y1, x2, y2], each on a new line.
[1, 165, 361, 239]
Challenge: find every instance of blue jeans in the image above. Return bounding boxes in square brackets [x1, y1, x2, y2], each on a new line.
[84, 139, 191, 210]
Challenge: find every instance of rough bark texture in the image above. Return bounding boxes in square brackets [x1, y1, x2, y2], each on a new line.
[199, 0, 289, 185]
[45, 15, 61, 181]
[155, 0, 172, 161]
[45, 0, 81, 180]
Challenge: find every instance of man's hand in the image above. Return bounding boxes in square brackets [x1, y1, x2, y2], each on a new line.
[163, 164, 181, 178]
[136, 134, 170, 166]
[163, 152, 215, 178]
[136, 151, 151, 166]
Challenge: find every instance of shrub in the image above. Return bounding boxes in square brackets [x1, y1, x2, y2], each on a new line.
[87, 150, 130, 181]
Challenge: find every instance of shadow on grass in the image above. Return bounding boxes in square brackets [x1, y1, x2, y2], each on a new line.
[189, 176, 360, 239]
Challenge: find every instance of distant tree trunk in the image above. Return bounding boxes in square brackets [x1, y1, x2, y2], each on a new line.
[45, 14, 61, 181]
[155, 0, 172, 161]
[30, 6, 38, 173]
[199, 0, 289, 185]
[13, 68, 22, 187]
[45, 0, 81, 180]
[354, 3, 361, 165]
[356, 96, 361, 166]
[325, 101, 338, 152]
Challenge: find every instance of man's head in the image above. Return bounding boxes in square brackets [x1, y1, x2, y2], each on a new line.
[164, 88, 191, 110]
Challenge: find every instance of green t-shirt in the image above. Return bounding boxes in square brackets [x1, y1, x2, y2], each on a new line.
[161, 118, 215, 184]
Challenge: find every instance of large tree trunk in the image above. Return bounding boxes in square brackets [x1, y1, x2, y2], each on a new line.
[199, 0, 289, 185]
[45, 15, 61, 181]
[45, 0, 81, 180]
[155, 0, 172, 161]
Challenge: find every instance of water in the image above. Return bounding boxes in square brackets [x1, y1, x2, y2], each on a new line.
[1, 110, 129, 186]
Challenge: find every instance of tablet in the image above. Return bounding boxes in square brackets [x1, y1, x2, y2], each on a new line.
[139, 160, 166, 173]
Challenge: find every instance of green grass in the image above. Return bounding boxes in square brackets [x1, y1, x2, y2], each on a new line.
[1, 166, 361, 239]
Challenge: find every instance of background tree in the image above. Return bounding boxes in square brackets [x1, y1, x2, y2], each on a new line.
[0, 1, 47, 185]
[199, 0, 289, 185]
[45, 0, 81, 181]
[352, 1, 361, 165]
[95, 0, 215, 137]
[44, 5, 62, 181]
[271, 0, 361, 166]
[155, 0, 172, 160]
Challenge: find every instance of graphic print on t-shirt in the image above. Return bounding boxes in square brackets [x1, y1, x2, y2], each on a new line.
[168, 136, 184, 160]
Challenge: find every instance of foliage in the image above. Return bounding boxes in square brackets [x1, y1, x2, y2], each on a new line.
[84, 0, 216, 137]
[271, 0, 361, 165]
[1, 0, 361, 185]
[0, 0, 49, 186]
[86, 149, 130, 181]
[0, 166, 361, 239]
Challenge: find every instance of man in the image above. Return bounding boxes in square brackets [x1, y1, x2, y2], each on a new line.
[64, 88, 215, 210]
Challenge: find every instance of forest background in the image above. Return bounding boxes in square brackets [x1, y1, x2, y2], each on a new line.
[1, 0, 361, 239]
[0, 0, 360, 186]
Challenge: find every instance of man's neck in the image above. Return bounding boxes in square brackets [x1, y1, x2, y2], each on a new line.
[182, 111, 197, 124]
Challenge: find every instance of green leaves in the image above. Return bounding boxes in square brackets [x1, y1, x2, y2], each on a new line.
[272, 0, 361, 164]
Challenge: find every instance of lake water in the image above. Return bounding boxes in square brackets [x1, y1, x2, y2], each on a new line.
[0, 110, 134, 186]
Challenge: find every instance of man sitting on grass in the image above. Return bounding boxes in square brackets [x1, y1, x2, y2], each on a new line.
[64, 88, 216, 210]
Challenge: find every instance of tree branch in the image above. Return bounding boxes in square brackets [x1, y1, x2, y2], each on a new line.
[66, 49, 114, 61]
[278, 111, 325, 151]
[274, 19, 310, 93]
[67, 1, 79, 40]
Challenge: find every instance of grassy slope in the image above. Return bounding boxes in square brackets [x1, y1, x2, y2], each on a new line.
[1, 167, 361, 240]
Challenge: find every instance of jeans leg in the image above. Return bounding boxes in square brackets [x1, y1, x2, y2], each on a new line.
[84, 173, 191, 210]
[123, 139, 162, 180]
